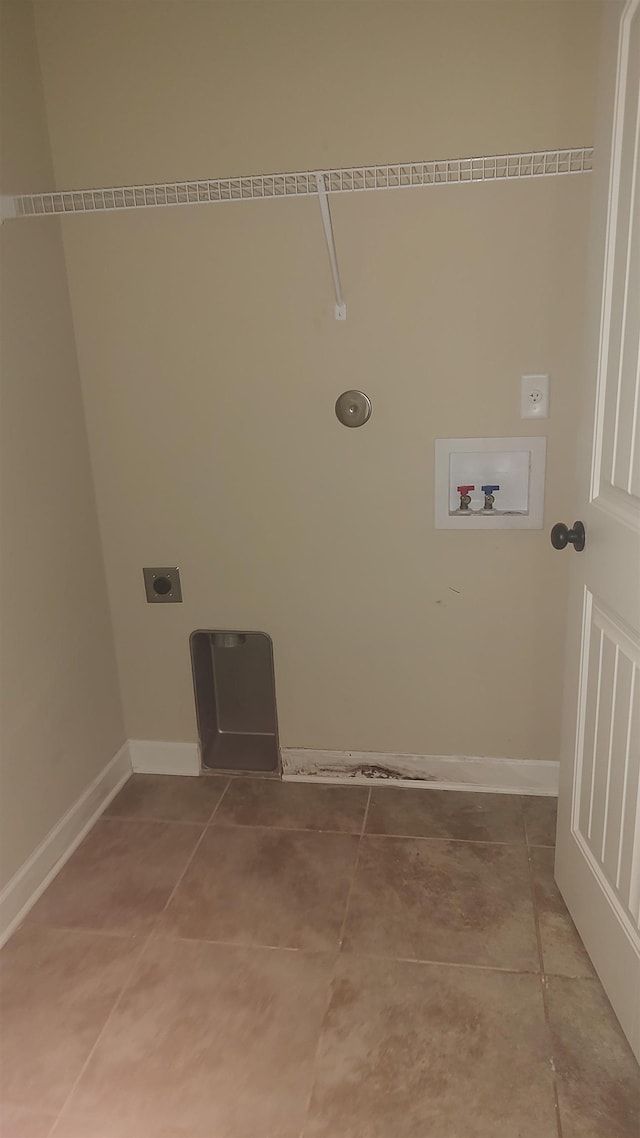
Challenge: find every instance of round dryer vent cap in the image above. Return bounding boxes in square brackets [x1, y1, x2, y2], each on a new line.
[335, 390, 372, 428]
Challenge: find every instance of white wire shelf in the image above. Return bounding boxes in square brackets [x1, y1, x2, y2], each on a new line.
[9, 147, 593, 219]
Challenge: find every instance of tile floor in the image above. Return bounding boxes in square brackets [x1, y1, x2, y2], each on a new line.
[1, 776, 638, 1138]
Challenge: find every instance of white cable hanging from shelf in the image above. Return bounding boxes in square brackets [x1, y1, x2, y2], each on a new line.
[0, 145, 593, 321]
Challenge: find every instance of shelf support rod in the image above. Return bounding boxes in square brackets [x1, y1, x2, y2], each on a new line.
[315, 172, 346, 320]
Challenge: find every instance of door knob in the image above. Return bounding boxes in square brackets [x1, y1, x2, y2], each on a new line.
[550, 520, 586, 552]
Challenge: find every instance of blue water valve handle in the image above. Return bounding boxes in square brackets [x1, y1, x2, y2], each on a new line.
[481, 484, 499, 511]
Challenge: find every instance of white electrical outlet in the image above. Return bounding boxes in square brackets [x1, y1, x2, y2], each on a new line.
[520, 374, 549, 419]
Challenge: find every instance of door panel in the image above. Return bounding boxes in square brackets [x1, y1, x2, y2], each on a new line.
[556, 0, 640, 1061]
[573, 591, 639, 930]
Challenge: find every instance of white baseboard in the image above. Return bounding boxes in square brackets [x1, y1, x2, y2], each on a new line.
[0, 743, 132, 948]
[129, 739, 200, 777]
[281, 749, 558, 796]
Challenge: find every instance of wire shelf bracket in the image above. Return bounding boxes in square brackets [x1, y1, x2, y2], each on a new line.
[315, 172, 346, 320]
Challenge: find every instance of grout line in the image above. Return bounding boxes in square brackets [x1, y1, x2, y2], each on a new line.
[523, 804, 532, 847]
[21, 922, 549, 976]
[101, 774, 231, 828]
[203, 777, 232, 825]
[151, 932, 326, 954]
[157, 779, 233, 918]
[526, 829, 564, 1138]
[50, 786, 235, 1131]
[206, 819, 366, 836]
[356, 829, 527, 847]
[205, 818, 530, 845]
[297, 790, 371, 1138]
[361, 790, 373, 834]
[120, 928, 546, 977]
[298, 953, 347, 1138]
[20, 921, 143, 941]
[52, 925, 156, 1130]
[298, 789, 372, 1138]
[317, 946, 542, 977]
[338, 788, 371, 951]
[522, 804, 557, 852]
[97, 814, 545, 848]
[101, 813, 209, 827]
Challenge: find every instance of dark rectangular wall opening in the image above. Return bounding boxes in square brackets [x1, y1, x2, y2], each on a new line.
[190, 630, 279, 773]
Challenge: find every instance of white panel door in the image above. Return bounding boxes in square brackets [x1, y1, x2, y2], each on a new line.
[556, 0, 640, 1060]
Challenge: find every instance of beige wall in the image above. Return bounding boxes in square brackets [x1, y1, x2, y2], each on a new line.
[33, 1, 601, 762]
[0, 0, 125, 888]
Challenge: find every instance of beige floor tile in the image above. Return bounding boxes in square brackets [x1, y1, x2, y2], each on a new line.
[0, 1105, 56, 1138]
[213, 777, 368, 833]
[531, 848, 595, 977]
[26, 819, 202, 935]
[51, 1119, 133, 1137]
[52, 1118, 229, 1138]
[52, 1119, 236, 1138]
[159, 826, 358, 950]
[523, 796, 557, 846]
[304, 954, 557, 1138]
[62, 939, 335, 1138]
[0, 926, 139, 1114]
[105, 773, 228, 824]
[547, 976, 639, 1138]
[366, 787, 526, 843]
[342, 835, 539, 969]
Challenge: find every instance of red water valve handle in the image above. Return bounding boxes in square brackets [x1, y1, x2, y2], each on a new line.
[457, 485, 475, 494]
